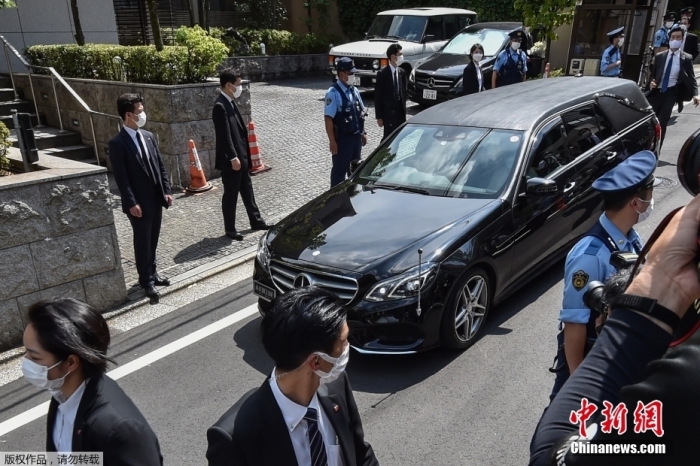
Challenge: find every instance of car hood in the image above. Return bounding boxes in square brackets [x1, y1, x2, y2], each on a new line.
[270, 184, 498, 272]
[417, 53, 496, 78]
[331, 40, 424, 58]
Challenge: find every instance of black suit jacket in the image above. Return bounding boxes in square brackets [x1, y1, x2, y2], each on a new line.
[47, 375, 163, 465]
[461, 61, 485, 96]
[650, 49, 699, 102]
[108, 128, 171, 214]
[374, 65, 407, 128]
[206, 372, 378, 466]
[684, 33, 699, 61]
[213, 94, 250, 171]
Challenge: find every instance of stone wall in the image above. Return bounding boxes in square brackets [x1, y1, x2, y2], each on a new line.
[0, 152, 126, 351]
[13, 74, 252, 189]
[220, 54, 329, 81]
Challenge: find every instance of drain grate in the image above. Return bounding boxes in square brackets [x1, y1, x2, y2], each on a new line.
[653, 177, 677, 189]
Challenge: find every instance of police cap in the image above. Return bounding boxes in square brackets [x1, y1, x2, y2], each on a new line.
[607, 27, 624, 38]
[670, 23, 684, 35]
[680, 7, 694, 18]
[508, 29, 524, 41]
[592, 150, 656, 196]
[336, 57, 358, 73]
[663, 11, 678, 21]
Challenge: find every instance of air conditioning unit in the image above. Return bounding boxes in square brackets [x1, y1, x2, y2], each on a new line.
[569, 59, 585, 75]
[583, 59, 600, 76]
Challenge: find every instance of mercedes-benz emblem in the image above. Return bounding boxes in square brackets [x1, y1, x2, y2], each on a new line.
[427, 78, 435, 88]
[293, 273, 313, 288]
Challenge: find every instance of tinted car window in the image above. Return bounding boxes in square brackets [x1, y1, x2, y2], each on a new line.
[367, 15, 428, 42]
[425, 16, 444, 41]
[357, 125, 523, 198]
[457, 15, 473, 30]
[444, 15, 461, 39]
[593, 104, 614, 140]
[442, 29, 509, 57]
[562, 105, 603, 160]
[526, 119, 568, 179]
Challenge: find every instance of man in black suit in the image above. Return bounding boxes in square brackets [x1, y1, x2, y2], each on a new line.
[678, 7, 699, 113]
[206, 286, 379, 466]
[109, 94, 173, 303]
[647, 24, 699, 148]
[213, 69, 269, 241]
[375, 43, 407, 142]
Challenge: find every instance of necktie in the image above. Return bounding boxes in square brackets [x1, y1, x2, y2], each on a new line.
[304, 408, 328, 466]
[661, 52, 673, 92]
[136, 132, 158, 185]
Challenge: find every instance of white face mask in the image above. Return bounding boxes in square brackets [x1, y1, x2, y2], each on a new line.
[395, 55, 404, 66]
[669, 39, 682, 50]
[511, 42, 521, 50]
[313, 344, 350, 385]
[636, 197, 654, 223]
[233, 85, 243, 99]
[135, 111, 147, 128]
[22, 358, 71, 402]
[617, 38, 625, 47]
[681, 24, 688, 31]
[472, 53, 483, 62]
[665, 21, 674, 29]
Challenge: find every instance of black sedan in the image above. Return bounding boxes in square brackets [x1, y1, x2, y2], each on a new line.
[408, 22, 528, 106]
[254, 77, 659, 354]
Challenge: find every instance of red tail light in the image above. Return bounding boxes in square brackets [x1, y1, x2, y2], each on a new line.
[654, 121, 662, 146]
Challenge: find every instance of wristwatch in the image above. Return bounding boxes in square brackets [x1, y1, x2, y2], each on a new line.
[611, 294, 681, 329]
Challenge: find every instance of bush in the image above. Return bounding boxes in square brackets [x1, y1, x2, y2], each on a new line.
[26, 28, 228, 85]
[0, 120, 11, 174]
[209, 27, 334, 56]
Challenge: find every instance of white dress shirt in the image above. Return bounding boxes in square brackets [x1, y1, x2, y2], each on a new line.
[270, 369, 343, 466]
[124, 125, 150, 161]
[52, 381, 87, 452]
[475, 62, 483, 91]
[662, 50, 681, 88]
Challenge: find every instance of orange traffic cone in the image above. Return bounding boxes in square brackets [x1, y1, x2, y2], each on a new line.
[185, 139, 213, 194]
[248, 121, 271, 175]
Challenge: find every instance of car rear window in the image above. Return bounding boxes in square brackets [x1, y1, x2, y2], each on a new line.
[442, 29, 509, 57]
[357, 124, 523, 198]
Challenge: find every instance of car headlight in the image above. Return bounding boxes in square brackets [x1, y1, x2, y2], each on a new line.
[409, 68, 416, 82]
[373, 59, 380, 70]
[454, 77, 463, 88]
[365, 263, 438, 302]
[334, 57, 340, 65]
[256, 232, 271, 272]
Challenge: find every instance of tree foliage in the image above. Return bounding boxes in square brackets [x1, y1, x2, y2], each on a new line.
[0, 0, 16, 9]
[513, 0, 576, 40]
[338, 0, 519, 41]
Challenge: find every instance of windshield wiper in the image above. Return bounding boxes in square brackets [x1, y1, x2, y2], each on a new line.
[385, 35, 403, 40]
[371, 184, 430, 195]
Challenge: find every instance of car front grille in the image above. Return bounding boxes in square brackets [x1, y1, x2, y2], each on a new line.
[351, 57, 377, 72]
[415, 72, 454, 89]
[270, 260, 359, 304]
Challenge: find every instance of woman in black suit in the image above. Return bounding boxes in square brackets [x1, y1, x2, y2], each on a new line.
[21, 299, 163, 465]
[462, 43, 486, 96]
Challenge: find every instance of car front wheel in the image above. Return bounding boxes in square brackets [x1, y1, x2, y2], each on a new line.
[440, 267, 491, 350]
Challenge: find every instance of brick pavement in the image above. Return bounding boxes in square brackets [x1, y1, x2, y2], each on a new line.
[110, 77, 421, 293]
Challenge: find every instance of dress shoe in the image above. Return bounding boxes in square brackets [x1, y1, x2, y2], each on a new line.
[226, 230, 244, 241]
[678, 101, 684, 113]
[251, 222, 271, 231]
[145, 286, 160, 304]
[154, 274, 170, 287]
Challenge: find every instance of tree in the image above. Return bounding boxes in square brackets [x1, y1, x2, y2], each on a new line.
[514, 0, 576, 41]
[146, 0, 164, 51]
[70, 0, 85, 46]
[0, 0, 16, 8]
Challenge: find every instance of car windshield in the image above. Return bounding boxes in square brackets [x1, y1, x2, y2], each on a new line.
[366, 15, 428, 42]
[442, 29, 509, 56]
[356, 125, 524, 198]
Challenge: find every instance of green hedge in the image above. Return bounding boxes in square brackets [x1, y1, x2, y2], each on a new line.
[338, 0, 519, 40]
[25, 26, 228, 84]
[209, 27, 336, 56]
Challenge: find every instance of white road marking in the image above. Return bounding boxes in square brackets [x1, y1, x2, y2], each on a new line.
[0, 303, 259, 437]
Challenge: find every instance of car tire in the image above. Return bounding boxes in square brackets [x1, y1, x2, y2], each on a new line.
[440, 267, 492, 350]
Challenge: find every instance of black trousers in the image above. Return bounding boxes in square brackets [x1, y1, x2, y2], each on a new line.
[220, 165, 263, 233]
[648, 85, 678, 148]
[127, 196, 163, 289]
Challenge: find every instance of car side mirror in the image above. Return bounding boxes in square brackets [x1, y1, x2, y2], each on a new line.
[525, 177, 559, 196]
[422, 34, 435, 43]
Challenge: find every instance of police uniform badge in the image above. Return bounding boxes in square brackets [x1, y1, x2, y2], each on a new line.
[325, 98, 332, 106]
[572, 270, 589, 291]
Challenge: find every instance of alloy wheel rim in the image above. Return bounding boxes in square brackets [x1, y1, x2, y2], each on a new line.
[454, 276, 488, 342]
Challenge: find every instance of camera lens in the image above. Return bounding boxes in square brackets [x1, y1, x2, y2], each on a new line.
[677, 127, 700, 196]
[583, 281, 606, 315]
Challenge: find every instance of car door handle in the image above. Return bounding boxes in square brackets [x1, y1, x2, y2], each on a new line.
[605, 151, 618, 161]
[563, 181, 576, 192]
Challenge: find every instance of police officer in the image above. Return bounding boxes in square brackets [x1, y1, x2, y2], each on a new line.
[654, 11, 678, 53]
[548, 150, 656, 402]
[600, 27, 624, 77]
[491, 29, 527, 88]
[324, 57, 367, 187]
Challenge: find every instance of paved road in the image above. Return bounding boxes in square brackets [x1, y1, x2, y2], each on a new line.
[1, 86, 698, 464]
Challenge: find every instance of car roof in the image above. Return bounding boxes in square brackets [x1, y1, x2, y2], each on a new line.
[463, 22, 523, 32]
[409, 77, 650, 131]
[378, 8, 477, 16]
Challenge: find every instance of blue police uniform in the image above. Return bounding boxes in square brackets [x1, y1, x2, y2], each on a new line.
[325, 57, 366, 187]
[494, 29, 527, 86]
[549, 150, 657, 402]
[600, 27, 624, 77]
[654, 12, 678, 48]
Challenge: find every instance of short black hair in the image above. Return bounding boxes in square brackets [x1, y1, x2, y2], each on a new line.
[603, 187, 651, 212]
[470, 43, 484, 56]
[116, 93, 142, 121]
[219, 68, 241, 88]
[261, 286, 347, 371]
[27, 299, 113, 378]
[386, 43, 402, 60]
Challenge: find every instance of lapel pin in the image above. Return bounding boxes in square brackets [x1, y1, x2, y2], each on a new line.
[334, 405, 340, 412]
[77, 430, 82, 435]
